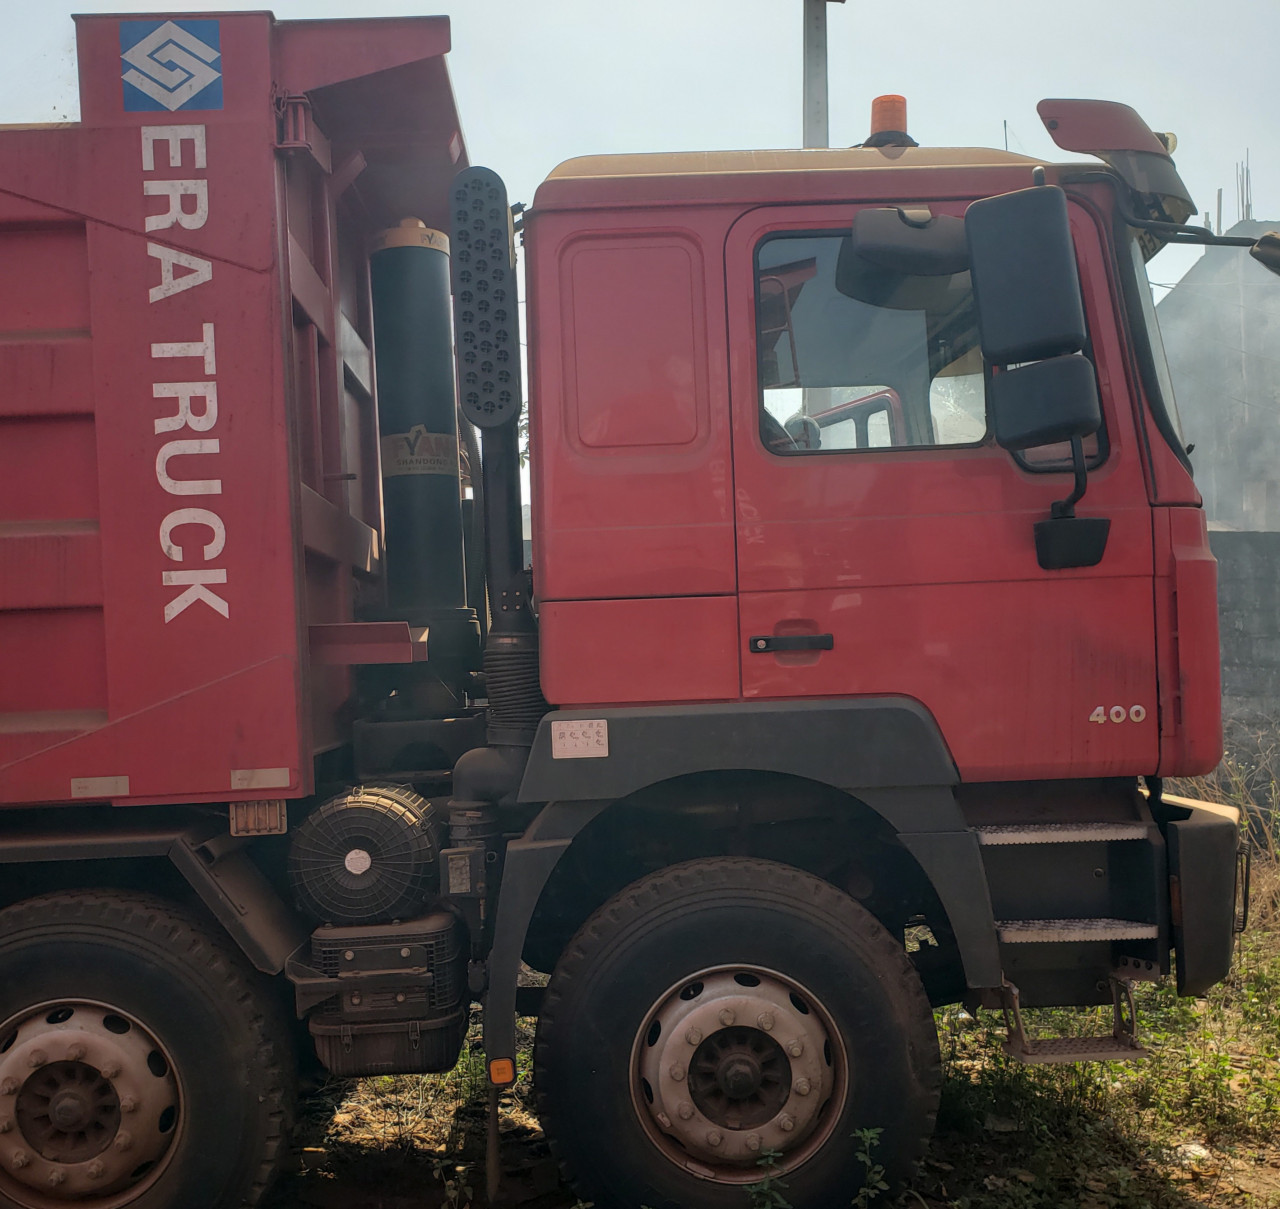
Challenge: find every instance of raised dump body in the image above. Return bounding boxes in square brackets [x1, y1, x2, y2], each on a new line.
[0, 14, 466, 808]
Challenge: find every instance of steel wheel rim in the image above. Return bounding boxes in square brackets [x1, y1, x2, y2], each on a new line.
[630, 965, 848, 1183]
[0, 1001, 182, 1207]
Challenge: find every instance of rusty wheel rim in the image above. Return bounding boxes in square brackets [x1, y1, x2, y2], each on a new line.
[0, 1002, 181, 1207]
[630, 966, 848, 1183]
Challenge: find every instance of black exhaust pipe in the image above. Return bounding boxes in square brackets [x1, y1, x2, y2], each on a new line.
[449, 167, 547, 754]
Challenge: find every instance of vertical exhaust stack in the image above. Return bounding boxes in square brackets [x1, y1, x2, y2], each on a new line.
[369, 219, 481, 712]
[444, 167, 547, 958]
[449, 167, 548, 751]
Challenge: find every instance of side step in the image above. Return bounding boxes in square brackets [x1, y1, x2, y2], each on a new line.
[976, 822, 1147, 845]
[1001, 978, 1148, 1065]
[997, 918, 1158, 943]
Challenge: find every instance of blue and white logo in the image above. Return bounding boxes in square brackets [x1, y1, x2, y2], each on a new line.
[120, 20, 222, 113]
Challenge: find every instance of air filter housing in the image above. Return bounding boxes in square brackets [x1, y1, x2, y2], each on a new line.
[288, 784, 444, 924]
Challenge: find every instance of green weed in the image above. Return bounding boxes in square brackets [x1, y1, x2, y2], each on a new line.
[744, 1147, 792, 1209]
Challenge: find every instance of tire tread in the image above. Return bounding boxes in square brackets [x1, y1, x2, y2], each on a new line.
[534, 857, 940, 1206]
[0, 889, 294, 1208]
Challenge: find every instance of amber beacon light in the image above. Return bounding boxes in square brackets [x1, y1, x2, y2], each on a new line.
[865, 94, 918, 148]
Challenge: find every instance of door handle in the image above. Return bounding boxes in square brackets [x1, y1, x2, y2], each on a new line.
[749, 634, 834, 653]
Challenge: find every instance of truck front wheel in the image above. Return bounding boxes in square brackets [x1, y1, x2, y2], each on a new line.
[535, 857, 940, 1208]
[0, 891, 293, 1209]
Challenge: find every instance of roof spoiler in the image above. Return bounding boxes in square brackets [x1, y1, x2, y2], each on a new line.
[1037, 99, 1194, 227]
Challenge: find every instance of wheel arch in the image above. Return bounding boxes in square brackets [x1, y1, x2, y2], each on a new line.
[520, 770, 956, 973]
[485, 748, 1002, 1077]
[0, 810, 306, 974]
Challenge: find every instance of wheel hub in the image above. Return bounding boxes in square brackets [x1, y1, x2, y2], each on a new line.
[17, 1062, 121, 1162]
[632, 968, 845, 1180]
[48, 1087, 98, 1133]
[716, 1053, 761, 1100]
[689, 1028, 790, 1130]
[0, 1003, 179, 1203]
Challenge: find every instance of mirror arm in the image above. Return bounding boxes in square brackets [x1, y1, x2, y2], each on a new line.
[1050, 437, 1089, 520]
[1061, 171, 1257, 248]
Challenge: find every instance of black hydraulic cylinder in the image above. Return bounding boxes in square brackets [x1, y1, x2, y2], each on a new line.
[370, 219, 467, 618]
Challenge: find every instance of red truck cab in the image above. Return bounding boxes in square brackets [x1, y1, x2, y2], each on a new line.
[526, 142, 1221, 782]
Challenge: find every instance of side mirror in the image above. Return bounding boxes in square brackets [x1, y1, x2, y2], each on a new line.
[966, 185, 1108, 570]
[1252, 232, 1280, 277]
[965, 185, 1101, 450]
[989, 354, 1100, 451]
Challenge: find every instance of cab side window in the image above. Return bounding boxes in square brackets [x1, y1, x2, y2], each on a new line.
[756, 233, 987, 455]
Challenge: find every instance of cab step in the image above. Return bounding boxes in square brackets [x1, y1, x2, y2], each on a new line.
[1003, 1034, 1147, 1063]
[1000, 977, 1148, 1065]
[997, 917, 1158, 943]
[976, 822, 1147, 845]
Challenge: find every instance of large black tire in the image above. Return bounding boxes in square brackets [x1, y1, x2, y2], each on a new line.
[0, 891, 294, 1209]
[535, 858, 940, 1209]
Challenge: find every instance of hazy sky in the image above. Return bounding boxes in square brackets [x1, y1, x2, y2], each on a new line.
[1, 0, 1275, 288]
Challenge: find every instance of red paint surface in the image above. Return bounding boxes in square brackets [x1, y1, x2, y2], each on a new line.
[0, 12, 465, 806]
[540, 597, 740, 706]
[528, 212, 737, 604]
[1037, 99, 1169, 156]
[532, 167, 1215, 780]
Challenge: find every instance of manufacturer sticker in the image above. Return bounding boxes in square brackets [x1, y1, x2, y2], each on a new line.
[381, 426, 460, 478]
[551, 719, 609, 760]
[121, 20, 222, 113]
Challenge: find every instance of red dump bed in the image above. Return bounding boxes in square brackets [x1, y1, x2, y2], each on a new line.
[0, 11, 464, 807]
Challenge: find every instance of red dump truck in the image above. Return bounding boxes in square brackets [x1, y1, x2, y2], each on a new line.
[0, 11, 1272, 1208]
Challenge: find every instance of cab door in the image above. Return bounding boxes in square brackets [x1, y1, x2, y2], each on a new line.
[727, 201, 1158, 782]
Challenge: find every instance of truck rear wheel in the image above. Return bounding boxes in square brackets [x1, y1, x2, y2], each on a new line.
[535, 857, 940, 1208]
[0, 891, 293, 1209]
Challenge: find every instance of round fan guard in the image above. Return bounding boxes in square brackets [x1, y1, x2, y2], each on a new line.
[287, 783, 442, 924]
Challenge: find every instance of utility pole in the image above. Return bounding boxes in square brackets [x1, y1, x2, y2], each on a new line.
[802, 0, 845, 149]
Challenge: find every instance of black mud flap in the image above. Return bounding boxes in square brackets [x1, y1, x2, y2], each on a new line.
[1165, 799, 1240, 997]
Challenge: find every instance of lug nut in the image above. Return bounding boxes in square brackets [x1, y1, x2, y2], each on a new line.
[656, 1112, 671, 1129]
[87, 1161, 104, 1180]
[28, 1049, 47, 1069]
[685, 1028, 702, 1046]
[794, 1078, 811, 1096]
[100, 1063, 121, 1080]
[0, 1080, 16, 1097]
[669, 1063, 685, 1082]
[677, 1102, 694, 1121]
[11, 1151, 29, 1170]
[48, 1170, 65, 1187]
[757, 1012, 775, 1032]
[718, 1009, 736, 1027]
[119, 1095, 138, 1114]
[65, 1044, 86, 1062]
[706, 1130, 722, 1147]
[779, 1113, 795, 1132]
[787, 1039, 804, 1057]
[746, 1133, 762, 1152]
[114, 1131, 133, 1153]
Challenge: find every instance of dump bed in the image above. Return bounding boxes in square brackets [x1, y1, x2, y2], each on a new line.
[0, 12, 465, 807]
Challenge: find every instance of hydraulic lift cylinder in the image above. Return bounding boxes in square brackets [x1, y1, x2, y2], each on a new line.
[370, 219, 468, 618]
